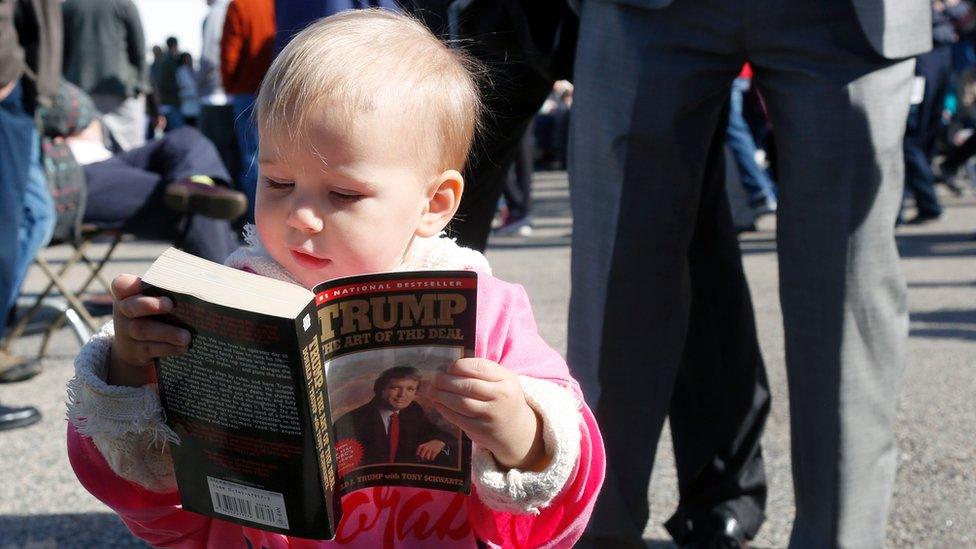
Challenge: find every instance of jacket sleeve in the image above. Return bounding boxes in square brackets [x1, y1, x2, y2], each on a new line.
[119, 0, 145, 93]
[65, 322, 227, 547]
[0, 0, 25, 88]
[65, 321, 179, 492]
[466, 279, 605, 548]
[67, 423, 222, 547]
[219, 0, 244, 92]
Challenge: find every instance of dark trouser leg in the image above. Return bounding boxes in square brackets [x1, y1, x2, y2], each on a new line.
[198, 105, 241, 186]
[114, 126, 232, 185]
[451, 66, 551, 251]
[665, 116, 770, 543]
[903, 139, 942, 218]
[501, 128, 535, 220]
[231, 94, 258, 223]
[568, 1, 743, 544]
[942, 130, 976, 172]
[83, 157, 238, 263]
[902, 46, 950, 219]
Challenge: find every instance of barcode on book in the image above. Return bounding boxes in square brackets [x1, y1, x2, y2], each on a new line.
[207, 477, 289, 529]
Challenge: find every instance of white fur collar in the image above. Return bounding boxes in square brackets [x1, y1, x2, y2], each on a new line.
[225, 224, 492, 287]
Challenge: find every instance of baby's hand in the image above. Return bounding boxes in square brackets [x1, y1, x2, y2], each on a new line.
[432, 358, 549, 471]
[107, 274, 190, 388]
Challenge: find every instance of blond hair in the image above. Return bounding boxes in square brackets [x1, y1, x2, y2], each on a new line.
[256, 9, 483, 174]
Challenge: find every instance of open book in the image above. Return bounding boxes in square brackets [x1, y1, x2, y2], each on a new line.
[142, 248, 477, 540]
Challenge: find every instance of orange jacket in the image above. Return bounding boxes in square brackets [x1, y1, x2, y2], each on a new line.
[220, 0, 275, 95]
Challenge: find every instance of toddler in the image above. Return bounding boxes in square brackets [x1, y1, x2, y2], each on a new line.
[67, 10, 603, 548]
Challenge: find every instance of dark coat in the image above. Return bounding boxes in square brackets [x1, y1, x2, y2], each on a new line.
[62, 0, 144, 98]
[333, 398, 455, 467]
[2, 0, 61, 108]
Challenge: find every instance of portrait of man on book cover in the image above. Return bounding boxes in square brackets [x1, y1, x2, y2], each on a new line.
[332, 365, 458, 470]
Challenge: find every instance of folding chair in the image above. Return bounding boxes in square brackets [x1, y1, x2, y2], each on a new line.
[2, 81, 241, 359]
[1, 226, 127, 358]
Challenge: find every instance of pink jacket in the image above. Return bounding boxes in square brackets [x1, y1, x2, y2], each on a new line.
[67, 235, 605, 548]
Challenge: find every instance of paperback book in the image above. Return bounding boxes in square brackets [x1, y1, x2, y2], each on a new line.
[141, 248, 477, 540]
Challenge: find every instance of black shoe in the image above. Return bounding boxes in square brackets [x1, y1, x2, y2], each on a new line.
[933, 163, 966, 196]
[0, 404, 41, 431]
[942, 178, 965, 197]
[681, 517, 750, 549]
[164, 177, 248, 221]
[904, 212, 942, 225]
[0, 352, 42, 383]
[735, 223, 757, 235]
[749, 195, 777, 217]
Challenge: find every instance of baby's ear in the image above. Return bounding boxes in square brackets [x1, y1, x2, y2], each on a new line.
[417, 169, 463, 238]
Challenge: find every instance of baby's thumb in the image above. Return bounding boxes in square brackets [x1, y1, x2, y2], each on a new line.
[111, 273, 144, 302]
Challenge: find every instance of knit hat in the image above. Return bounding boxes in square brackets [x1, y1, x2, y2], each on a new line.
[37, 80, 97, 138]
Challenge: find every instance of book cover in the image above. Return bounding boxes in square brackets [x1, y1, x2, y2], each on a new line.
[141, 248, 476, 540]
[313, 271, 476, 495]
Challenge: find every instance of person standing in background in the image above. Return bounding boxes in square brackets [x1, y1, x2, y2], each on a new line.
[493, 127, 535, 236]
[197, 0, 240, 189]
[727, 64, 778, 217]
[175, 52, 200, 127]
[569, 0, 930, 546]
[62, 0, 147, 150]
[221, 0, 274, 223]
[273, 0, 397, 54]
[902, 0, 973, 224]
[0, 0, 61, 418]
[152, 36, 183, 130]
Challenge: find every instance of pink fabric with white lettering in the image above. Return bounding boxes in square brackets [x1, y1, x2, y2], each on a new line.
[67, 274, 605, 548]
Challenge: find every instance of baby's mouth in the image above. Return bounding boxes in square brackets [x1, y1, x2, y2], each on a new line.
[290, 250, 331, 270]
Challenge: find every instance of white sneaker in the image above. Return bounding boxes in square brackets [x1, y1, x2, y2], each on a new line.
[493, 215, 533, 236]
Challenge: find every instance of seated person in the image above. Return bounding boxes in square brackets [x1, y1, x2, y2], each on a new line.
[0, 83, 248, 384]
[333, 366, 456, 467]
[42, 81, 244, 263]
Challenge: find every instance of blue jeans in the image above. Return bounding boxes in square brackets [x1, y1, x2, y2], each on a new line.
[727, 77, 776, 205]
[161, 104, 185, 132]
[901, 46, 950, 220]
[11, 134, 56, 314]
[232, 93, 258, 223]
[0, 82, 54, 332]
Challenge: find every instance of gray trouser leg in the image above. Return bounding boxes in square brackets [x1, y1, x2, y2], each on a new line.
[749, 3, 915, 545]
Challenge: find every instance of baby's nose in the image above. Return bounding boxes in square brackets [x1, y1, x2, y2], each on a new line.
[287, 207, 324, 233]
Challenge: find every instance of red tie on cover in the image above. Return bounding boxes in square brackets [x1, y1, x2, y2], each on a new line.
[389, 411, 400, 462]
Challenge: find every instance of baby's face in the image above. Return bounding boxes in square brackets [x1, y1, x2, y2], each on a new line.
[255, 111, 433, 288]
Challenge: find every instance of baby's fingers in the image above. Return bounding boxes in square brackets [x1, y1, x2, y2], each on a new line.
[116, 294, 174, 319]
[128, 341, 188, 364]
[432, 389, 489, 419]
[432, 401, 483, 433]
[111, 274, 145, 301]
[121, 317, 191, 347]
[447, 358, 508, 382]
[433, 373, 495, 401]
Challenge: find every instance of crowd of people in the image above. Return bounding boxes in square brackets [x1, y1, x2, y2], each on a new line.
[0, 0, 964, 548]
[0, 0, 246, 424]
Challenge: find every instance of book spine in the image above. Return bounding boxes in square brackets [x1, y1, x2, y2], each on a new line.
[296, 300, 341, 535]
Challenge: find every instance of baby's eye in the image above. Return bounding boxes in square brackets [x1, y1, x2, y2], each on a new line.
[330, 190, 364, 203]
[263, 177, 294, 190]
